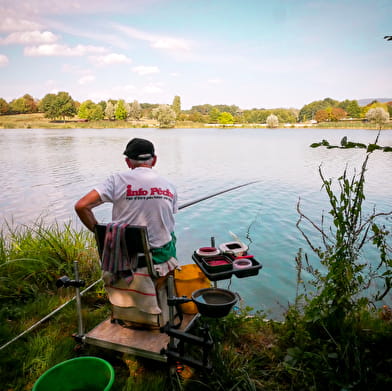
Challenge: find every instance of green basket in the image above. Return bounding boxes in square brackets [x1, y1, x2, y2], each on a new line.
[32, 356, 115, 391]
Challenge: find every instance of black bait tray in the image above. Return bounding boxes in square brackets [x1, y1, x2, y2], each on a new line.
[200, 254, 233, 273]
[192, 253, 262, 281]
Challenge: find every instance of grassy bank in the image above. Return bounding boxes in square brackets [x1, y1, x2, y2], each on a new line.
[0, 113, 390, 130]
[1, 217, 391, 390]
[0, 220, 285, 390]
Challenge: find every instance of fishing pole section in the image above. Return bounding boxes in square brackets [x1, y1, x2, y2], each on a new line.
[178, 180, 260, 210]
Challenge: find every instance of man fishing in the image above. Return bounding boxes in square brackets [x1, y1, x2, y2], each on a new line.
[75, 137, 178, 266]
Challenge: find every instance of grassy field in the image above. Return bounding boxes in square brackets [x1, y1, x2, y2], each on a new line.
[0, 113, 390, 129]
[0, 113, 157, 129]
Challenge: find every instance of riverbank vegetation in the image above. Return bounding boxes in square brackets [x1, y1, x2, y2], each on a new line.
[1, 93, 391, 129]
[1, 141, 391, 390]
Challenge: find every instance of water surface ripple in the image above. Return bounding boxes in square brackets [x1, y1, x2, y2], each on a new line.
[1, 128, 391, 319]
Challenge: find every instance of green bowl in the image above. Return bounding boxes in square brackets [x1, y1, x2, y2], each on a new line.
[32, 356, 115, 391]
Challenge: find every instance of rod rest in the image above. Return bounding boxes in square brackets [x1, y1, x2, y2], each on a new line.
[161, 321, 213, 370]
[161, 322, 213, 348]
[167, 296, 193, 306]
[56, 275, 86, 288]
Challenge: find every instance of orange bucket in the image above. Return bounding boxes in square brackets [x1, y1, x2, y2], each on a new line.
[174, 264, 211, 314]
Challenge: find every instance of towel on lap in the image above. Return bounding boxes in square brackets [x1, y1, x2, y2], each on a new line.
[103, 257, 179, 314]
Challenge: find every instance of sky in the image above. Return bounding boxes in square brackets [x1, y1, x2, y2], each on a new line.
[0, 0, 391, 110]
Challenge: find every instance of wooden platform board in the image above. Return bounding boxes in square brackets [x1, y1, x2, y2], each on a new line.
[84, 314, 197, 362]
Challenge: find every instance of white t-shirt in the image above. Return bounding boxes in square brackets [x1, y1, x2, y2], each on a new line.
[95, 167, 177, 248]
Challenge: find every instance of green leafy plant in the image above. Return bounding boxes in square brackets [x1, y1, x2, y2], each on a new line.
[286, 136, 392, 389]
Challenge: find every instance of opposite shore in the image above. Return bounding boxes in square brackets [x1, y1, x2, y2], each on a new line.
[1, 113, 391, 130]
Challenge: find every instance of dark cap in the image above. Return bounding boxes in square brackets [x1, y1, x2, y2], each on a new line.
[123, 138, 155, 160]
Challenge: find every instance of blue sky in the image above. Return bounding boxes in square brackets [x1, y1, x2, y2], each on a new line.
[0, 0, 391, 109]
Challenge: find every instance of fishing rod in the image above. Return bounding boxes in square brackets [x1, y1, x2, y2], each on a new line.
[0, 276, 102, 351]
[178, 180, 260, 210]
[0, 180, 260, 350]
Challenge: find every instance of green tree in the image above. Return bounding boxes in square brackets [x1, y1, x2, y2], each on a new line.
[298, 97, 339, 122]
[78, 100, 104, 120]
[89, 105, 104, 120]
[97, 100, 107, 112]
[0, 98, 10, 115]
[55, 91, 77, 121]
[40, 92, 76, 120]
[172, 95, 181, 118]
[152, 104, 176, 128]
[218, 112, 234, 125]
[338, 99, 361, 118]
[272, 108, 297, 123]
[9, 97, 28, 114]
[105, 101, 115, 120]
[190, 104, 213, 115]
[114, 100, 128, 120]
[243, 109, 271, 124]
[140, 103, 159, 119]
[8, 94, 37, 114]
[78, 100, 94, 119]
[39, 93, 56, 115]
[366, 107, 390, 130]
[209, 107, 221, 123]
[23, 94, 38, 113]
[187, 111, 207, 123]
[386, 101, 392, 117]
[266, 114, 279, 128]
[215, 104, 240, 116]
[129, 100, 142, 121]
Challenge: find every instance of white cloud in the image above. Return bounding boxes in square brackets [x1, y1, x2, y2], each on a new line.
[89, 84, 137, 101]
[78, 75, 95, 85]
[24, 44, 107, 56]
[116, 84, 136, 93]
[1, 0, 159, 17]
[0, 31, 58, 45]
[0, 54, 9, 67]
[43, 79, 59, 93]
[132, 65, 160, 76]
[89, 53, 132, 66]
[142, 83, 163, 94]
[61, 63, 82, 73]
[151, 38, 190, 51]
[208, 78, 223, 84]
[0, 17, 42, 32]
[115, 25, 191, 52]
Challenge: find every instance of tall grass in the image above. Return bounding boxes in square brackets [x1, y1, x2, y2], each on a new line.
[0, 220, 100, 301]
[0, 220, 107, 390]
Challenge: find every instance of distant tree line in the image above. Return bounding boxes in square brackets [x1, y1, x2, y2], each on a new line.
[1, 92, 391, 128]
[298, 97, 392, 122]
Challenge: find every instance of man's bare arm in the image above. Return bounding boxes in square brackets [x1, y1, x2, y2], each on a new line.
[74, 190, 103, 232]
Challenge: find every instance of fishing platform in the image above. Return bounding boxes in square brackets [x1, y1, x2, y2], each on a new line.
[59, 224, 262, 369]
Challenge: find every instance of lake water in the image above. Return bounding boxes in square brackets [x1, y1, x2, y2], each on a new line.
[1, 127, 392, 319]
